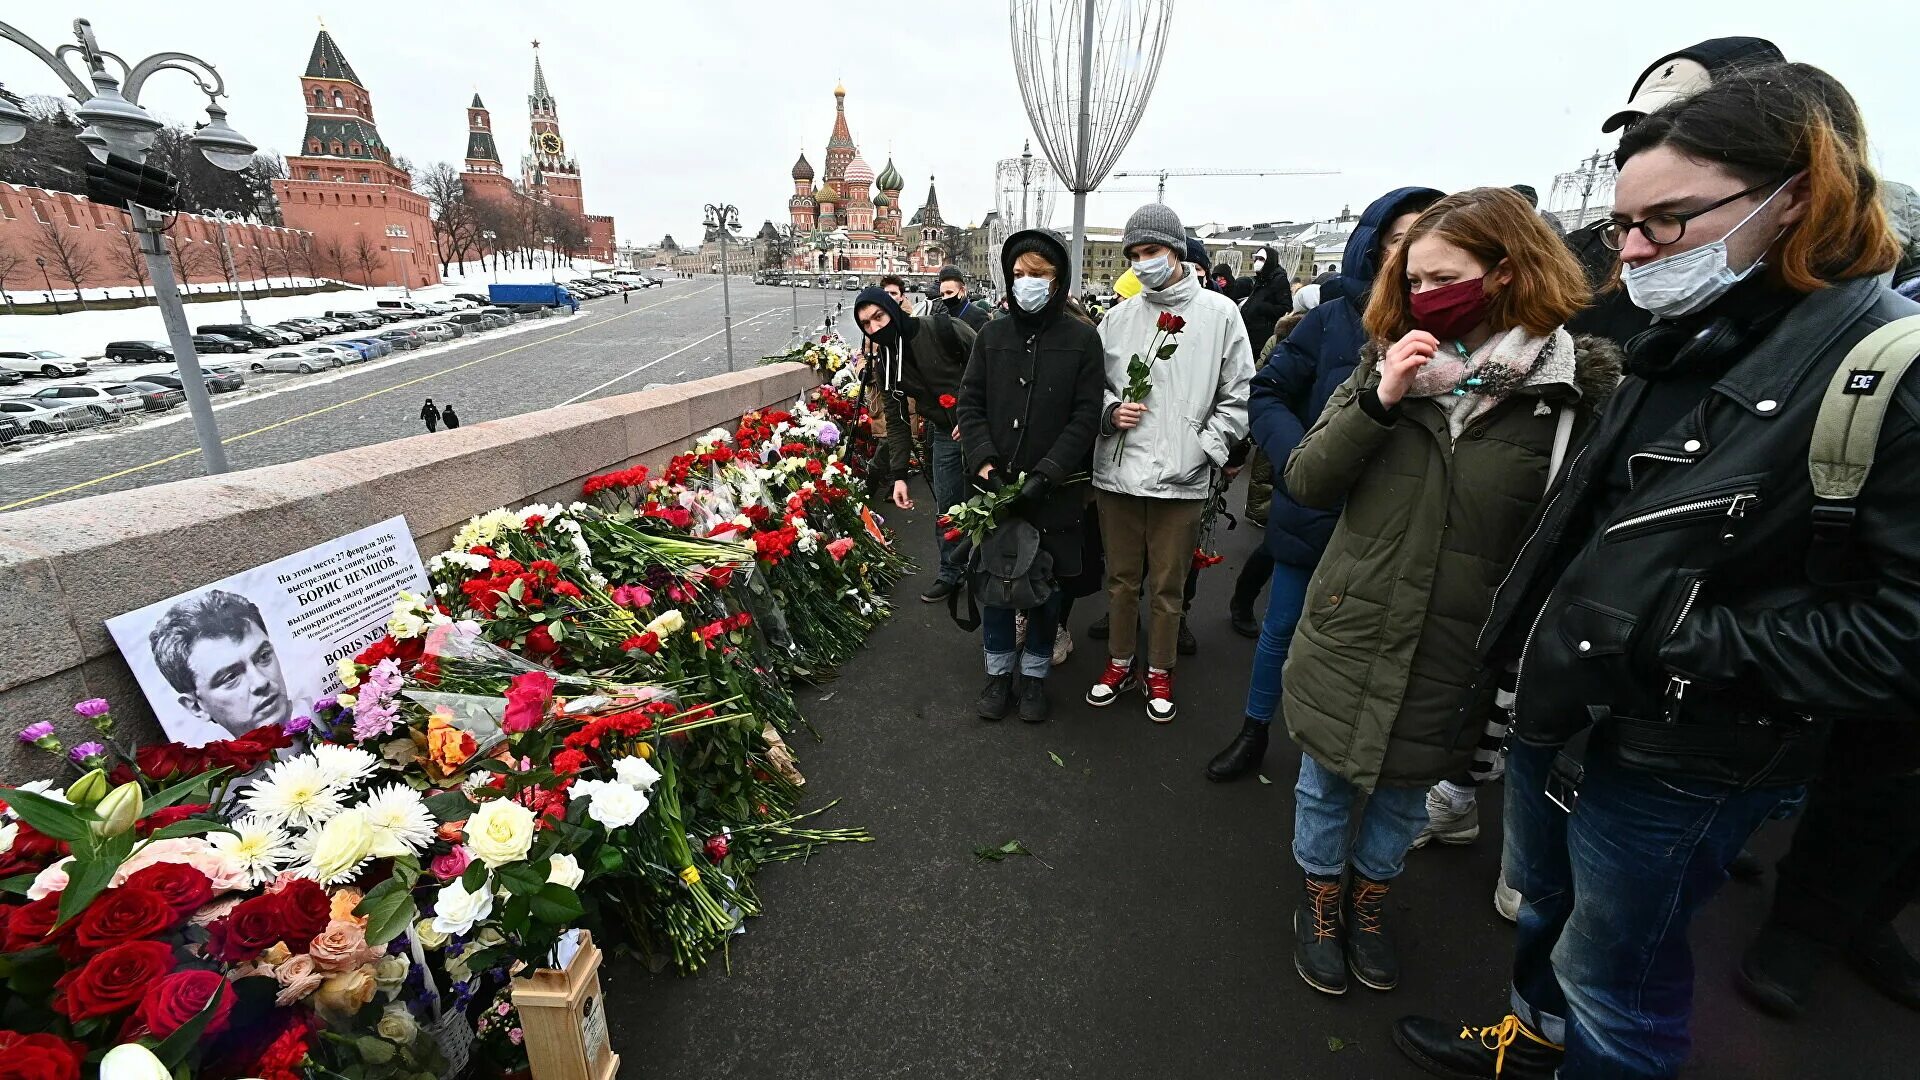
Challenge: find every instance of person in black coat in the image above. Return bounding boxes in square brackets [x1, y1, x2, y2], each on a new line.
[955, 228, 1106, 723]
[420, 397, 439, 433]
[440, 403, 459, 430]
[1239, 245, 1293, 348]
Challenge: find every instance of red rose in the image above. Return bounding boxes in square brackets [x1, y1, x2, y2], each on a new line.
[938, 393, 958, 409]
[503, 670, 557, 734]
[121, 863, 213, 917]
[524, 624, 558, 655]
[135, 969, 234, 1039]
[136, 741, 206, 781]
[0, 1030, 86, 1080]
[2, 895, 68, 952]
[944, 528, 964, 542]
[74, 886, 178, 950]
[55, 939, 174, 1021]
[271, 878, 331, 944]
[0, 821, 67, 880]
[204, 878, 326, 963]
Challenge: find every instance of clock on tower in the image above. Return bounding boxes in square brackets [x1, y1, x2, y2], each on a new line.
[538, 131, 563, 155]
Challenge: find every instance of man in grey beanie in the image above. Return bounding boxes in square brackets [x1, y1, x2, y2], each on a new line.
[1085, 203, 1253, 723]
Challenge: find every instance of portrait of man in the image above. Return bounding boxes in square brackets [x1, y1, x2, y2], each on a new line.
[147, 589, 293, 738]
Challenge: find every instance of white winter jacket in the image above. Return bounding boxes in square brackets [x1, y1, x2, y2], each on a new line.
[1093, 266, 1254, 499]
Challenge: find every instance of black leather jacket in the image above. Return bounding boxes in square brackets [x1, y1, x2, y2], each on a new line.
[1477, 277, 1920, 785]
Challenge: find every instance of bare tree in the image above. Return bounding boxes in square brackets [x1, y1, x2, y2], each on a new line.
[320, 238, 348, 282]
[106, 227, 152, 302]
[31, 219, 96, 309]
[352, 234, 384, 287]
[166, 234, 219, 292]
[0, 237, 24, 313]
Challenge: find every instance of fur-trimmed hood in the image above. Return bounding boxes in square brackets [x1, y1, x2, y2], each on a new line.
[1354, 331, 1624, 412]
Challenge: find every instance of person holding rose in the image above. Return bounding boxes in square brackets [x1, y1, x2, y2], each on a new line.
[1277, 187, 1619, 997]
[955, 227, 1106, 723]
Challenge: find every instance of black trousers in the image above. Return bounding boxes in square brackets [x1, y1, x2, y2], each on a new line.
[1768, 767, 1920, 945]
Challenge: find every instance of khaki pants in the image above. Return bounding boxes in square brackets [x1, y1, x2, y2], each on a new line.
[1096, 491, 1205, 671]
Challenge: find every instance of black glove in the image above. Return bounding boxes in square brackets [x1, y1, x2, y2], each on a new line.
[1011, 472, 1051, 510]
[971, 468, 1005, 496]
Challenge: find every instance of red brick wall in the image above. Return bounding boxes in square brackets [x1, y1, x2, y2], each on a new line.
[272, 178, 441, 288]
[0, 183, 314, 296]
[586, 214, 616, 263]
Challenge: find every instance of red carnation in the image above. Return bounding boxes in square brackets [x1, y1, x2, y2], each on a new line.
[74, 886, 177, 950]
[522, 514, 546, 529]
[619, 632, 662, 655]
[247, 1014, 316, 1080]
[704, 834, 730, 861]
[552, 749, 589, 776]
[938, 393, 957, 409]
[55, 939, 174, 1021]
[136, 969, 234, 1039]
[120, 863, 213, 918]
[0, 1030, 86, 1080]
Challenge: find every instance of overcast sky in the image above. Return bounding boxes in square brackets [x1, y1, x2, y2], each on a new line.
[10, 3, 1917, 246]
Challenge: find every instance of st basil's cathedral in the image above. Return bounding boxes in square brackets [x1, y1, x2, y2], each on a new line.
[786, 84, 946, 274]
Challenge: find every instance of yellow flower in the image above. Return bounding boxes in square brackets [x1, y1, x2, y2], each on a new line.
[304, 809, 374, 885]
[412, 917, 449, 950]
[337, 658, 361, 690]
[312, 965, 378, 1025]
[464, 798, 536, 868]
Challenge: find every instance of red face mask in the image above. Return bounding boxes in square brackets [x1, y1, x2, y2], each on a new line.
[1409, 277, 1490, 341]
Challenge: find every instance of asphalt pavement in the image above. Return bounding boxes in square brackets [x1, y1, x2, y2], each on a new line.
[0, 280, 846, 511]
[605, 481, 1918, 1079]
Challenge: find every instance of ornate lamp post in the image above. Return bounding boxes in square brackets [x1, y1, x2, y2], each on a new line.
[703, 203, 739, 371]
[0, 17, 259, 474]
[34, 256, 61, 314]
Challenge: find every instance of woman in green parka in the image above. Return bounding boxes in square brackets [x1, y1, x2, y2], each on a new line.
[1278, 188, 1621, 996]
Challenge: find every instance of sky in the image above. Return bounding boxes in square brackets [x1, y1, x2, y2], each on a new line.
[7, 2, 1917, 246]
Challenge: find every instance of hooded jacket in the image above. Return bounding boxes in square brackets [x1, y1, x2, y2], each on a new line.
[1239, 245, 1293, 347]
[1094, 262, 1254, 499]
[1247, 186, 1444, 566]
[955, 229, 1107, 578]
[855, 285, 919, 484]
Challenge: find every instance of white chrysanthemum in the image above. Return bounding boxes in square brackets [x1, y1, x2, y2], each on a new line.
[243, 757, 345, 829]
[310, 744, 379, 788]
[362, 783, 436, 858]
[209, 814, 296, 886]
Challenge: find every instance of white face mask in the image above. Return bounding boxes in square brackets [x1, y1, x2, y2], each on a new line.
[1252, 256, 1266, 272]
[1131, 254, 1174, 290]
[1012, 276, 1052, 313]
[1622, 177, 1796, 319]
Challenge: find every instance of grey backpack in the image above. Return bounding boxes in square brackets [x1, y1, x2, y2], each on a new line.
[948, 519, 1055, 630]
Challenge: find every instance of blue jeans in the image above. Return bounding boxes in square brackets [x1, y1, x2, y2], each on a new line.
[1244, 560, 1314, 724]
[1504, 741, 1798, 1079]
[1292, 753, 1431, 881]
[927, 425, 967, 585]
[981, 592, 1062, 678]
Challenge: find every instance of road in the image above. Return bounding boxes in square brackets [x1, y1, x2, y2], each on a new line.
[0, 280, 854, 511]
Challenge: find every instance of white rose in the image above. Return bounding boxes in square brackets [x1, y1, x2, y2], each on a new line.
[374, 952, 411, 994]
[582, 781, 648, 829]
[612, 755, 661, 792]
[546, 852, 584, 889]
[97, 1043, 171, 1080]
[413, 917, 449, 950]
[376, 1003, 419, 1045]
[644, 610, 685, 638]
[465, 798, 536, 868]
[430, 876, 494, 937]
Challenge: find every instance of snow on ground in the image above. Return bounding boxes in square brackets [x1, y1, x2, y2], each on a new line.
[0, 259, 627, 361]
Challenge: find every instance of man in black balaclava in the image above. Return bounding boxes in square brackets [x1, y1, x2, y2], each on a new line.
[854, 284, 921, 514]
[936, 266, 988, 332]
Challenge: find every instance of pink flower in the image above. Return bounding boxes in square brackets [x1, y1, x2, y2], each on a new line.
[274, 953, 325, 1006]
[73, 698, 112, 719]
[509, 1027, 524, 1045]
[612, 584, 653, 609]
[27, 856, 73, 900]
[825, 537, 855, 562]
[114, 836, 250, 893]
[431, 845, 474, 882]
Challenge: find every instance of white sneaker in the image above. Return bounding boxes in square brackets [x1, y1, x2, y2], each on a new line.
[1051, 626, 1073, 667]
[1494, 873, 1523, 923]
[1410, 786, 1480, 848]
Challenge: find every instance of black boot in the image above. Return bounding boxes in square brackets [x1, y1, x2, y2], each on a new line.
[1088, 612, 1110, 640]
[1177, 616, 1198, 656]
[1015, 674, 1050, 724]
[1345, 874, 1400, 990]
[1727, 846, 1767, 883]
[975, 675, 1013, 721]
[1229, 598, 1260, 638]
[1205, 717, 1269, 782]
[1849, 922, 1920, 1012]
[1392, 1014, 1564, 1080]
[1293, 874, 1347, 995]
[1737, 924, 1828, 1019]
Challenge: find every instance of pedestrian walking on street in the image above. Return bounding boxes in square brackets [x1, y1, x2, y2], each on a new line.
[1395, 63, 1915, 1080]
[1281, 187, 1615, 999]
[1207, 186, 1443, 782]
[419, 397, 439, 433]
[1086, 203, 1253, 724]
[440, 403, 460, 430]
[955, 228, 1105, 723]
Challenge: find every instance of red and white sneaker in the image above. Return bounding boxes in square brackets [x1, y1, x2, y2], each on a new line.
[1144, 669, 1177, 723]
[1085, 659, 1138, 707]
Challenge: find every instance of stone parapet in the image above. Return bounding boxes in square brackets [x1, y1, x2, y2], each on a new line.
[0, 363, 816, 779]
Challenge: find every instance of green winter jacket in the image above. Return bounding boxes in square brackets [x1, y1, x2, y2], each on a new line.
[1280, 332, 1622, 790]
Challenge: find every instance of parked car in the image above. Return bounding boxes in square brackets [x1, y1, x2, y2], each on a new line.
[323, 311, 380, 331]
[304, 344, 361, 365]
[144, 367, 245, 394]
[357, 309, 405, 325]
[413, 323, 459, 342]
[118, 381, 188, 411]
[251, 324, 305, 345]
[0, 368, 22, 386]
[250, 349, 328, 374]
[191, 334, 253, 354]
[447, 312, 489, 330]
[278, 319, 331, 336]
[0, 415, 25, 445]
[195, 323, 283, 349]
[453, 292, 489, 305]
[0, 349, 91, 378]
[26, 383, 143, 417]
[376, 300, 429, 317]
[104, 340, 176, 364]
[337, 338, 389, 360]
[0, 398, 102, 434]
[376, 329, 423, 350]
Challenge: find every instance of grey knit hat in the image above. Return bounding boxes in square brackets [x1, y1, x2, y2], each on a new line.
[1121, 203, 1185, 256]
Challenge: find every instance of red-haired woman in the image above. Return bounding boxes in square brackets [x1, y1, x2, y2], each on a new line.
[1278, 188, 1620, 997]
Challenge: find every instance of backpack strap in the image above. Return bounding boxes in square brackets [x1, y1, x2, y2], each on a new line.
[1808, 314, 1920, 539]
[947, 537, 982, 631]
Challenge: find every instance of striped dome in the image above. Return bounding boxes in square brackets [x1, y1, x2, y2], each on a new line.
[844, 153, 874, 188]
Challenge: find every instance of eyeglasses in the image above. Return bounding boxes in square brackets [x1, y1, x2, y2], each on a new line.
[1598, 175, 1786, 251]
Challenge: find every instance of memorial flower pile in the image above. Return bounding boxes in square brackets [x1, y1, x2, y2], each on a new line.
[0, 381, 900, 1078]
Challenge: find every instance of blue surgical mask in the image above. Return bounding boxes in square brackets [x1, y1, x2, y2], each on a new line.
[1131, 254, 1173, 290]
[1012, 276, 1053, 312]
[1622, 176, 1796, 319]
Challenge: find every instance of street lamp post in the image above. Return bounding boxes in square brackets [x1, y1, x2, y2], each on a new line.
[482, 231, 499, 283]
[211, 209, 252, 325]
[0, 17, 259, 475]
[703, 203, 739, 371]
[34, 256, 61, 314]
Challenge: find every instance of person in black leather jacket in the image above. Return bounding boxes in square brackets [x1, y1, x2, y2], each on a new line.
[1394, 63, 1914, 1080]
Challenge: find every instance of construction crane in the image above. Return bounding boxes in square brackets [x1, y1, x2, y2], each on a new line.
[1110, 167, 1340, 203]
